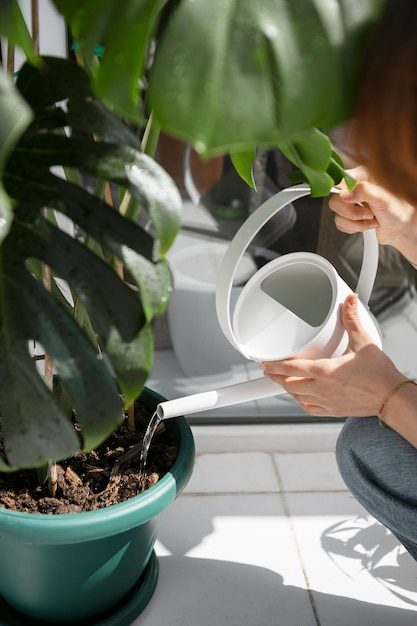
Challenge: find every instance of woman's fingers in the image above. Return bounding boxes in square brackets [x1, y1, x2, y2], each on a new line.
[261, 369, 327, 414]
[262, 359, 324, 378]
[299, 404, 333, 417]
[329, 195, 374, 220]
[334, 214, 378, 234]
[265, 373, 316, 395]
[329, 179, 393, 235]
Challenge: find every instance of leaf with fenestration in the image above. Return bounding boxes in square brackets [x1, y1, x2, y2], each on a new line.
[6, 133, 182, 256]
[0, 57, 181, 470]
[149, 0, 384, 156]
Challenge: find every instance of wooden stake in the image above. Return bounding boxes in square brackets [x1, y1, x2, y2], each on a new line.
[6, 45, 15, 76]
[101, 177, 132, 430]
[31, 0, 40, 54]
[42, 261, 57, 497]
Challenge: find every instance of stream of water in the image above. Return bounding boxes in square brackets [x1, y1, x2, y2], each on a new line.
[138, 411, 162, 478]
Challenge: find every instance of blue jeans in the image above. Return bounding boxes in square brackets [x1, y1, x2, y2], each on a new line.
[336, 416, 417, 561]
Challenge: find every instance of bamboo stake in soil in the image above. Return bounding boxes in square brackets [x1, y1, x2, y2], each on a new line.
[30, 0, 58, 497]
[41, 263, 58, 496]
[42, 261, 58, 497]
[6, 45, 15, 75]
[101, 182, 135, 430]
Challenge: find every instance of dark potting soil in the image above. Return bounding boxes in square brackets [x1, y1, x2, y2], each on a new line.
[0, 403, 178, 514]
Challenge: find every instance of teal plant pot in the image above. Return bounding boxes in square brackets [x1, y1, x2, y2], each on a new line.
[0, 388, 195, 624]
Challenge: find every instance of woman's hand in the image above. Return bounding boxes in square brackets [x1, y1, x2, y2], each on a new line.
[329, 166, 417, 261]
[261, 294, 404, 417]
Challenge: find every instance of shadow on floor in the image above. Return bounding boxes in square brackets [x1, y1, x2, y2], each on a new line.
[321, 516, 417, 607]
[136, 556, 417, 626]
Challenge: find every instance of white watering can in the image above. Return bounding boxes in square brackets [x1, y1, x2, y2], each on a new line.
[157, 184, 381, 419]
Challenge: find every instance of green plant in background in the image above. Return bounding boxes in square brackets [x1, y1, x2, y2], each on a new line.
[0, 0, 386, 473]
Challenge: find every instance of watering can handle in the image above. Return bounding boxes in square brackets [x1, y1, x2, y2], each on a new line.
[215, 184, 379, 355]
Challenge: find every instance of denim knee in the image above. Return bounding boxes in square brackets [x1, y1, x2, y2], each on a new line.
[335, 417, 366, 497]
[335, 415, 417, 548]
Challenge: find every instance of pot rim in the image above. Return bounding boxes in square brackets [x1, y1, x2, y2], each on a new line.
[0, 387, 195, 544]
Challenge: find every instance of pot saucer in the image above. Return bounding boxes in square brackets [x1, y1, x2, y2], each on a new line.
[0, 550, 158, 626]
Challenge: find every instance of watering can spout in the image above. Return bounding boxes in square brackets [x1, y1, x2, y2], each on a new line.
[156, 376, 284, 420]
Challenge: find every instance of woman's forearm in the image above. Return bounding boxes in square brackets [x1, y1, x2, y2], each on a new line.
[381, 382, 417, 449]
[389, 226, 417, 267]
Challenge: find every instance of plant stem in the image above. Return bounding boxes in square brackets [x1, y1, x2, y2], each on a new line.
[42, 266, 54, 388]
[120, 112, 160, 219]
[127, 404, 135, 431]
[124, 114, 160, 431]
[119, 190, 132, 216]
[48, 461, 58, 498]
[43, 263, 57, 497]
[101, 181, 125, 279]
[141, 111, 161, 158]
[6, 45, 14, 75]
[34, 12, 56, 497]
[94, 166, 131, 425]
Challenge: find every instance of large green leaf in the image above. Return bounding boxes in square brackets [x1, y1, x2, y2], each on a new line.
[7, 132, 181, 255]
[51, 181, 174, 322]
[0, 196, 146, 468]
[0, 57, 182, 470]
[52, 0, 168, 121]
[0, 262, 122, 466]
[149, 0, 385, 156]
[0, 70, 32, 243]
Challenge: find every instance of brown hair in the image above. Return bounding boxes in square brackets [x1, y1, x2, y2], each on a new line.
[350, 0, 417, 206]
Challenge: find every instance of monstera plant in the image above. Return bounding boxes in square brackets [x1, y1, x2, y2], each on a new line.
[0, 55, 181, 471]
[0, 0, 386, 471]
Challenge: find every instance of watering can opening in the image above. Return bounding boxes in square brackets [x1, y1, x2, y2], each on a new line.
[259, 261, 333, 328]
[232, 253, 340, 362]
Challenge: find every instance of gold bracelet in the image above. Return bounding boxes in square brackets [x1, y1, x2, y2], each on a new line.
[378, 379, 417, 425]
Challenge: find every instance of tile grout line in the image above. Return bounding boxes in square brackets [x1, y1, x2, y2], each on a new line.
[193, 450, 341, 457]
[182, 489, 348, 497]
[270, 453, 322, 626]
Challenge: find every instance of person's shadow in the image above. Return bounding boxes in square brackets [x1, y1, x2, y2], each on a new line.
[135, 500, 417, 625]
[136, 557, 417, 626]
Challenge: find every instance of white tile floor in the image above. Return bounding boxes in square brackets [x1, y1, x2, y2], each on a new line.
[134, 425, 417, 626]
